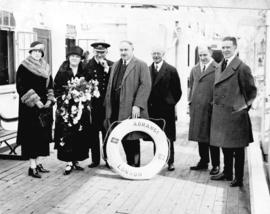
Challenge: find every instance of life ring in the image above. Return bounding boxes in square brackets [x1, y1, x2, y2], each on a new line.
[106, 118, 169, 180]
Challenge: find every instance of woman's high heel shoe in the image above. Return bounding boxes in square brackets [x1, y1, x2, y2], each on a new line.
[63, 165, 73, 175]
[28, 167, 42, 178]
[36, 164, 50, 173]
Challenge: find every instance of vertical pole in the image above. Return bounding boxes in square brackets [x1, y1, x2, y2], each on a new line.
[263, 10, 270, 163]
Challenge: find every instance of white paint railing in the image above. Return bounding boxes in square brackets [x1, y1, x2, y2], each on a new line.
[248, 136, 270, 214]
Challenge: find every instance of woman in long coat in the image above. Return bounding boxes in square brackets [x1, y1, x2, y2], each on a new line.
[54, 46, 90, 175]
[16, 41, 55, 178]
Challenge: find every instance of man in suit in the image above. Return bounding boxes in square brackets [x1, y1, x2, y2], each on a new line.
[148, 46, 181, 171]
[188, 44, 220, 175]
[84, 42, 113, 168]
[104, 40, 151, 167]
[210, 37, 257, 187]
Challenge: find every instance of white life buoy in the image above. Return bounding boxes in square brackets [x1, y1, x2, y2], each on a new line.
[106, 118, 169, 180]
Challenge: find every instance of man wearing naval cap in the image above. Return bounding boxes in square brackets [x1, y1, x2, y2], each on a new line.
[85, 42, 113, 168]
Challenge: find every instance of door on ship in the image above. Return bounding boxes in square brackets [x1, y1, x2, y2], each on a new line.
[0, 30, 15, 86]
[33, 28, 52, 70]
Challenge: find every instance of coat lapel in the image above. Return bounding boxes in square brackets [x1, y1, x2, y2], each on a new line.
[149, 63, 155, 82]
[153, 61, 167, 86]
[199, 61, 216, 81]
[194, 64, 202, 80]
[107, 60, 120, 90]
[214, 57, 241, 85]
[121, 57, 136, 86]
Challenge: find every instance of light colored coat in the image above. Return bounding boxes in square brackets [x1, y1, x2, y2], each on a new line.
[104, 56, 151, 133]
[188, 61, 217, 143]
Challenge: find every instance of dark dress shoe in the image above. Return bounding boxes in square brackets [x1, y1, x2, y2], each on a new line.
[230, 179, 243, 187]
[209, 166, 220, 175]
[88, 163, 99, 168]
[210, 172, 232, 181]
[190, 163, 208, 170]
[73, 163, 84, 171]
[168, 164, 175, 171]
[63, 165, 73, 175]
[36, 164, 50, 173]
[28, 168, 41, 178]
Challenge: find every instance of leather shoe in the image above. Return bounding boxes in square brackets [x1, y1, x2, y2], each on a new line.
[28, 167, 41, 178]
[168, 164, 175, 171]
[190, 163, 208, 170]
[63, 165, 73, 175]
[36, 164, 50, 173]
[210, 172, 232, 181]
[230, 179, 243, 187]
[209, 166, 220, 175]
[72, 162, 84, 171]
[88, 163, 99, 168]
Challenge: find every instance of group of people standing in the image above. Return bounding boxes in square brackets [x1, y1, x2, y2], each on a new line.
[188, 36, 257, 187]
[16, 39, 181, 178]
[15, 36, 257, 187]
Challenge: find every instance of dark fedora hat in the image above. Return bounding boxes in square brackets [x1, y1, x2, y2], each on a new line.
[91, 42, 110, 52]
[66, 46, 84, 58]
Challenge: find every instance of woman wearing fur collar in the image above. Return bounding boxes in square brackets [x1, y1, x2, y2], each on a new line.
[16, 41, 55, 178]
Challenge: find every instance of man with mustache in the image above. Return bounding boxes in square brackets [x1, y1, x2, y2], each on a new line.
[104, 40, 151, 167]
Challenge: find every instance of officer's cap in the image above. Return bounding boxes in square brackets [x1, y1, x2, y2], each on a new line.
[91, 42, 110, 52]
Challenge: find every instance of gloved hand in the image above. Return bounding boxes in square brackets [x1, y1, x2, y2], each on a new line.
[44, 100, 52, 108]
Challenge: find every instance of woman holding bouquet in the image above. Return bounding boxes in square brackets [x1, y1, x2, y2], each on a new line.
[16, 41, 55, 178]
[54, 46, 90, 175]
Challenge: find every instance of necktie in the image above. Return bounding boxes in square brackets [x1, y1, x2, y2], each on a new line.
[152, 64, 158, 83]
[221, 59, 228, 72]
[154, 64, 158, 72]
[202, 65, 206, 72]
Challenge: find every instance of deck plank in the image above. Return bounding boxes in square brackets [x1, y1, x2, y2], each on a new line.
[0, 121, 251, 214]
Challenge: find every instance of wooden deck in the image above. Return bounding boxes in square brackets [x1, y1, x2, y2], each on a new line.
[0, 121, 250, 214]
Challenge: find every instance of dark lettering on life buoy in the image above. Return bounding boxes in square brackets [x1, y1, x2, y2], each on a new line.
[111, 137, 120, 144]
[133, 121, 159, 134]
[107, 118, 168, 180]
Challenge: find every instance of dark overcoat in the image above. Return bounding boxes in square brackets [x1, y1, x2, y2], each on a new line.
[84, 57, 113, 131]
[54, 61, 89, 161]
[104, 57, 151, 140]
[188, 61, 217, 143]
[148, 61, 182, 142]
[16, 64, 53, 159]
[210, 57, 257, 148]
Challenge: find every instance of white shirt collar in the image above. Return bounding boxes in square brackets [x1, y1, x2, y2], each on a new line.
[123, 57, 132, 65]
[225, 52, 237, 66]
[200, 59, 213, 71]
[154, 60, 164, 72]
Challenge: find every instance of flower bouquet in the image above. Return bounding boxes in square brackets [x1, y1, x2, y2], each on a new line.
[57, 77, 100, 130]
